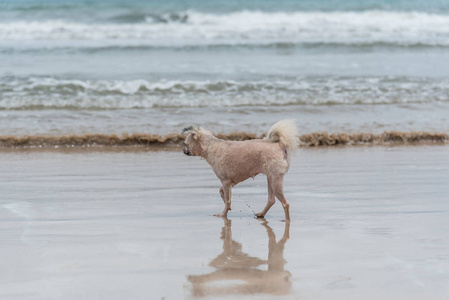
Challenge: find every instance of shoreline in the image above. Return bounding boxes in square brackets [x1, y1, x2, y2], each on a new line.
[0, 130, 447, 151]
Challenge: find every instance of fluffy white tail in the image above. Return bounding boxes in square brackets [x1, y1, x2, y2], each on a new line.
[265, 119, 299, 151]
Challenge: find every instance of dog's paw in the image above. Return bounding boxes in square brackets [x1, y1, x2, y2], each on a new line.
[254, 213, 265, 219]
[213, 213, 226, 217]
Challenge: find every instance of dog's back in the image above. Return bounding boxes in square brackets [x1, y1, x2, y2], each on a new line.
[206, 120, 299, 185]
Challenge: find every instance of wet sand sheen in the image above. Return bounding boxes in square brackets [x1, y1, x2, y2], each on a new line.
[0, 146, 448, 299]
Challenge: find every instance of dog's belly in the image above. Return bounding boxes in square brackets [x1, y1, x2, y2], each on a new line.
[229, 172, 260, 185]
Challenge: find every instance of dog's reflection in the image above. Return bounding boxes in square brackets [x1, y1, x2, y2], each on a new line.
[188, 218, 291, 296]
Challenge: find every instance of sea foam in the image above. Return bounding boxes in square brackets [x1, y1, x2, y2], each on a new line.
[1, 76, 448, 109]
[1, 11, 449, 46]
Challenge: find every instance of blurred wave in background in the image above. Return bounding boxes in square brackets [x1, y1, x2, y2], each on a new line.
[1, 0, 448, 136]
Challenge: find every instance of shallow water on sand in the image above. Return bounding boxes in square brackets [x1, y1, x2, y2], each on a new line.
[1, 146, 448, 299]
[2, 103, 449, 138]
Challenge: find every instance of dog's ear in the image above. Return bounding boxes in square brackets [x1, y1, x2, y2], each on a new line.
[181, 125, 195, 135]
[192, 131, 198, 140]
[181, 126, 200, 143]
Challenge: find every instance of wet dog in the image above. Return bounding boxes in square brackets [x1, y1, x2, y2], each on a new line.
[182, 120, 298, 221]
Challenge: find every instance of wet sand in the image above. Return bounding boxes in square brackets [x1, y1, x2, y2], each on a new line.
[1, 146, 448, 300]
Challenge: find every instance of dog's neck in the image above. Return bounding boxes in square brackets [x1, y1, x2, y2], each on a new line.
[200, 135, 223, 162]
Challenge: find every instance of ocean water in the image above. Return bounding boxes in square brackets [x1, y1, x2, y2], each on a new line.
[1, 0, 449, 139]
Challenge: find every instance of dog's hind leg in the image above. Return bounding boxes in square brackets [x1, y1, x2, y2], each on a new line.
[214, 184, 232, 217]
[255, 177, 276, 219]
[272, 175, 290, 222]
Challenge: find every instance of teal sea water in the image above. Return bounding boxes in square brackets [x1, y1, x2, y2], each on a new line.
[0, 0, 449, 136]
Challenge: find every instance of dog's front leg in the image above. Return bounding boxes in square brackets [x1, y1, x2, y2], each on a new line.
[255, 177, 276, 219]
[214, 184, 231, 217]
[219, 186, 225, 204]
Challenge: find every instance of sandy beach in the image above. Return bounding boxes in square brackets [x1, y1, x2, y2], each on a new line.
[1, 145, 448, 300]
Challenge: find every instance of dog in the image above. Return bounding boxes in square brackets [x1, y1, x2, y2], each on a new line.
[182, 119, 298, 221]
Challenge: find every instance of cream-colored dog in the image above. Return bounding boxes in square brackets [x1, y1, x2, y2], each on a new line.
[182, 120, 298, 221]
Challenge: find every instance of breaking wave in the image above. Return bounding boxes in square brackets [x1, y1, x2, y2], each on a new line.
[2, 10, 449, 47]
[2, 76, 449, 109]
[0, 131, 447, 150]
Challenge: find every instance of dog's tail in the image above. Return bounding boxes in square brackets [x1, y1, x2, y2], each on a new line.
[265, 119, 299, 151]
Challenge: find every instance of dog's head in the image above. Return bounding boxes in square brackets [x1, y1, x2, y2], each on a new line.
[181, 125, 213, 157]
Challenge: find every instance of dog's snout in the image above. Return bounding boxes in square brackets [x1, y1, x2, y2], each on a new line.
[183, 148, 191, 156]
